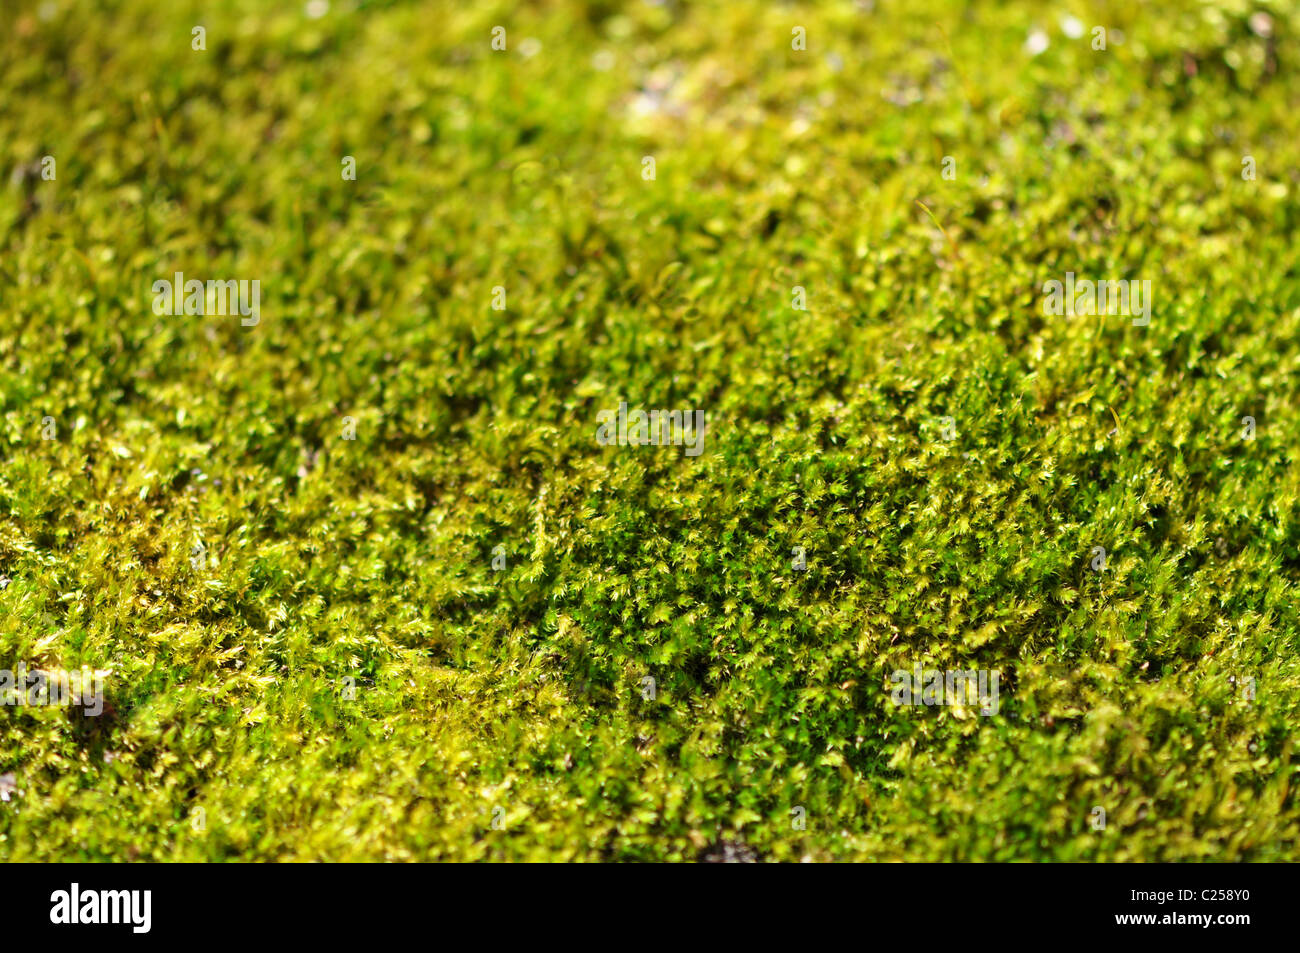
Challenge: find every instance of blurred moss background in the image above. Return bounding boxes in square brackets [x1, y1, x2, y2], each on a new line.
[1, 0, 1298, 860]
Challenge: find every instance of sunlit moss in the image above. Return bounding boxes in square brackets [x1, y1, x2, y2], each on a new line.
[0, 0, 1297, 861]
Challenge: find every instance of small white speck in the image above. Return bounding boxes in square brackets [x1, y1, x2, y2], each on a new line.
[629, 92, 662, 118]
[519, 37, 542, 59]
[1025, 29, 1050, 57]
[305, 0, 329, 19]
[1061, 16, 1084, 39]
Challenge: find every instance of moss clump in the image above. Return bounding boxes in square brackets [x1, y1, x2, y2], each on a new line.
[1, 0, 1298, 860]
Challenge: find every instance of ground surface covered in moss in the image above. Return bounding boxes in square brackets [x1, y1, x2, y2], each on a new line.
[2, 0, 1299, 861]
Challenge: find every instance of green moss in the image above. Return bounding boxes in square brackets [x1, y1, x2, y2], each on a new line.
[1, 0, 1298, 860]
